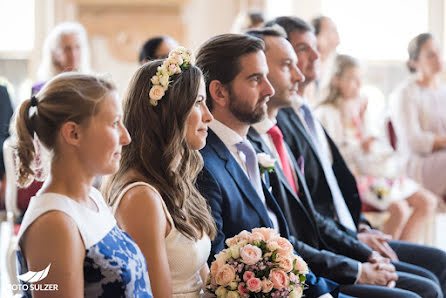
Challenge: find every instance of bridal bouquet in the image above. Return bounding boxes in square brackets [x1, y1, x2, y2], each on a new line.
[206, 228, 307, 298]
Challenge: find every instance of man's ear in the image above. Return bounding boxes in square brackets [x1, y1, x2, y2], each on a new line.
[59, 121, 82, 146]
[209, 80, 230, 108]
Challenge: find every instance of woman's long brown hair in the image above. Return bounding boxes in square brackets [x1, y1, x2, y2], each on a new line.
[103, 60, 216, 240]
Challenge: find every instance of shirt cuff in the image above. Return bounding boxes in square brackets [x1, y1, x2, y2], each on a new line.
[318, 294, 334, 298]
[355, 262, 362, 284]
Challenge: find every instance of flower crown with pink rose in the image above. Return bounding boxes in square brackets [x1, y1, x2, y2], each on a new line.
[148, 46, 194, 106]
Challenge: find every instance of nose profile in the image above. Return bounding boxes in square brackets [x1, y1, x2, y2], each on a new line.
[293, 64, 305, 84]
[202, 102, 214, 124]
[263, 77, 275, 98]
[120, 124, 132, 145]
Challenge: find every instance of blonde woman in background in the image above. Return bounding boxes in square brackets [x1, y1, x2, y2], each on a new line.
[315, 54, 437, 243]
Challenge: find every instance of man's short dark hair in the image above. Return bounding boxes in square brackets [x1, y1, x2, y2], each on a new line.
[196, 34, 264, 111]
[245, 25, 287, 41]
[264, 16, 314, 40]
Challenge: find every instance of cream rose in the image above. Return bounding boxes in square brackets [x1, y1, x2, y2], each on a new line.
[227, 291, 240, 298]
[229, 244, 241, 259]
[151, 75, 160, 85]
[261, 278, 274, 293]
[289, 286, 303, 298]
[240, 244, 262, 265]
[215, 286, 228, 297]
[293, 255, 309, 274]
[228, 281, 238, 290]
[159, 74, 170, 87]
[215, 249, 231, 263]
[257, 153, 276, 168]
[266, 239, 280, 252]
[149, 85, 165, 101]
[215, 264, 236, 286]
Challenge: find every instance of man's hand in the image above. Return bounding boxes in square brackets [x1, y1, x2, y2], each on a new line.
[358, 230, 399, 262]
[368, 251, 391, 265]
[358, 262, 398, 287]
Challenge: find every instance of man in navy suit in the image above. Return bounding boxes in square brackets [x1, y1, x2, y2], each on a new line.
[266, 16, 446, 297]
[246, 26, 440, 298]
[195, 33, 340, 298]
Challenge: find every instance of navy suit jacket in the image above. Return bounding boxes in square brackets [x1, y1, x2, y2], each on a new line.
[277, 107, 369, 236]
[248, 127, 372, 284]
[196, 129, 339, 297]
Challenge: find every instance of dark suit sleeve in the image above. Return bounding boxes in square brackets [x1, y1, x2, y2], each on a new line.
[288, 235, 359, 285]
[313, 211, 373, 262]
[196, 166, 226, 266]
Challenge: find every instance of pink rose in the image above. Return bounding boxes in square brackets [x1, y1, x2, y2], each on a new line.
[210, 259, 225, 277]
[261, 278, 274, 293]
[293, 255, 309, 274]
[243, 271, 255, 281]
[249, 231, 265, 243]
[252, 227, 279, 241]
[246, 277, 262, 293]
[275, 237, 294, 255]
[269, 268, 290, 290]
[215, 264, 236, 286]
[276, 253, 293, 272]
[240, 244, 262, 265]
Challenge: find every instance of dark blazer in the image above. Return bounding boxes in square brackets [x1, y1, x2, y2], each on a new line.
[248, 127, 372, 284]
[277, 107, 368, 235]
[197, 129, 339, 297]
[0, 86, 13, 178]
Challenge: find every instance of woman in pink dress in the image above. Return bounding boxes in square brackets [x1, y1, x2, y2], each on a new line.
[316, 54, 437, 243]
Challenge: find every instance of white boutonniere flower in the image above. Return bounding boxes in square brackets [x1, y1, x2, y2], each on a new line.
[257, 153, 276, 174]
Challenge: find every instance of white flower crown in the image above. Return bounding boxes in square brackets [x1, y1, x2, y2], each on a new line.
[148, 46, 194, 106]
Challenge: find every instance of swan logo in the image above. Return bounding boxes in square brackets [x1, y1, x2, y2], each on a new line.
[17, 264, 51, 283]
[10, 263, 58, 292]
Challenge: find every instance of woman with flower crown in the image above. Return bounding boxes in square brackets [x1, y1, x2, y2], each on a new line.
[103, 47, 216, 297]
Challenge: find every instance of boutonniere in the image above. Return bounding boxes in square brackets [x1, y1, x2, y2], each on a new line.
[257, 153, 276, 174]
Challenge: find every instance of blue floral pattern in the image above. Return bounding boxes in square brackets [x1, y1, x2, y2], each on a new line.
[17, 225, 152, 297]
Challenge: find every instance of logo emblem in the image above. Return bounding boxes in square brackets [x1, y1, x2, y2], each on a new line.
[17, 264, 51, 283]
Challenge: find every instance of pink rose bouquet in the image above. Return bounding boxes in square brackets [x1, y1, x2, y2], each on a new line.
[206, 228, 307, 297]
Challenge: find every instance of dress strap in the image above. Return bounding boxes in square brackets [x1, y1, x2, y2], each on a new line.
[113, 182, 175, 229]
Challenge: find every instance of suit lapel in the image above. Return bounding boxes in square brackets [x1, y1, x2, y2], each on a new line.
[207, 129, 273, 228]
[283, 108, 322, 166]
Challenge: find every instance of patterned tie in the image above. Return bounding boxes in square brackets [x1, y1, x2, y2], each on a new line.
[235, 139, 264, 200]
[267, 125, 298, 195]
[300, 104, 357, 231]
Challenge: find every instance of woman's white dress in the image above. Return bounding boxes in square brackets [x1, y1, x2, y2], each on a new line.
[316, 101, 418, 210]
[112, 182, 211, 297]
[390, 78, 446, 197]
